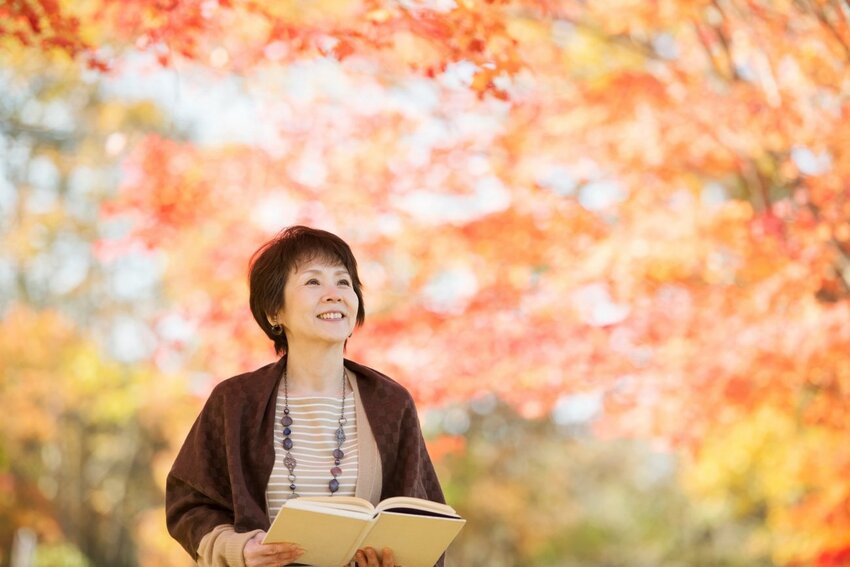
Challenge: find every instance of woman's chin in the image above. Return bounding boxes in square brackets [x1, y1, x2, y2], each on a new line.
[311, 331, 353, 346]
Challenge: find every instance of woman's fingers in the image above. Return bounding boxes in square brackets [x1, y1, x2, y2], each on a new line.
[243, 533, 304, 566]
[354, 547, 394, 567]
[354, 548, 373, 566]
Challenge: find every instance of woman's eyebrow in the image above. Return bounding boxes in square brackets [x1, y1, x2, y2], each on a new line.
[300, 268, 350, 275]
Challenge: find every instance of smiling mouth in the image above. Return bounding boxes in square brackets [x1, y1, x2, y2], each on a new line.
[317, 313, 345, 320]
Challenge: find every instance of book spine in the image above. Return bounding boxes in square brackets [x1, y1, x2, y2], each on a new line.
[342, 517, 379, 564]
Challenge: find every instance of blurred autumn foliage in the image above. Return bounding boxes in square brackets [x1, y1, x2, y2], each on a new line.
[3, 0, 850, 565]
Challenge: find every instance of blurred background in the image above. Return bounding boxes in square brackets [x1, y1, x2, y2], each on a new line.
[2, 0, 850, 565]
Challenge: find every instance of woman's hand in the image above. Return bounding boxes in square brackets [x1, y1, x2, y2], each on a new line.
[352, 547, 394, 567]
[243, 532, 304, 566]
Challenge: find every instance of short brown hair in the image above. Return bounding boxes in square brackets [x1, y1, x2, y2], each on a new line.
[248, 226, 365, 354]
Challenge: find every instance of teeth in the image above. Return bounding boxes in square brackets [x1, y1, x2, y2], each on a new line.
[318, 313, 343, 320]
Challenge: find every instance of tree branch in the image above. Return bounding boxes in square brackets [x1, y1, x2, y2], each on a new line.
[806, 0, 850, 61]
[692, 20, 730, 80]
[832, 0, 850, 25]
[710, 0, 743, 81]
[801, 200, 850, 299]
[831, 241, 850, 292]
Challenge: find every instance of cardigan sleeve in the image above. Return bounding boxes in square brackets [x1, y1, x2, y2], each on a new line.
[381, 393, 446, 505]
[197, 524, 263, 567]
[377, 392, 447, 567]
[166, 473, 236, 559]
[166, 384, 237, 560]
[404, 398, 447, 567]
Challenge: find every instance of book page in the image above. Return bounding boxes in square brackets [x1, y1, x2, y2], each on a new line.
[357, 512, 466, 567]
[286, 496, 375, 517]
[374, 497, 460, 518]
[263, 505, 371, 566]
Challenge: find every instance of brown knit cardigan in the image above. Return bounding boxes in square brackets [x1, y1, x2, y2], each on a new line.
[166, 357, 446, 563]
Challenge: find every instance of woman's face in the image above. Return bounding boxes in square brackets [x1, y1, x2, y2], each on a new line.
[276, 258, 359, 348]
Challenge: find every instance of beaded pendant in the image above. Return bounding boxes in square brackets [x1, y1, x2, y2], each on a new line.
[281, 369, 348, 498]
[329, 418, 347, 493]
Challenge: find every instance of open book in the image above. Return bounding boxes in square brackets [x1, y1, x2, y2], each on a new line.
[262, 496, 466, 567]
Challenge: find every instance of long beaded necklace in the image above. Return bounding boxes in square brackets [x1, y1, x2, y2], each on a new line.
[281, 368, 348, 499]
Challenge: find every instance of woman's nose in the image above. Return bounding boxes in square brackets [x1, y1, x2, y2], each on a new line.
[322, 288, 343, 302]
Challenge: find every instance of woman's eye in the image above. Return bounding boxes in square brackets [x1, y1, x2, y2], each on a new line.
[338, 279, 351, 286]
[306, 279, 320, 285]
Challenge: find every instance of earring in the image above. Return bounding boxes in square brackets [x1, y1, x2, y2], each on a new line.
[271, 322, 283, 336]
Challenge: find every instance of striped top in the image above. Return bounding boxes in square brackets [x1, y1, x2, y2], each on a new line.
[266, 380, 359, 523]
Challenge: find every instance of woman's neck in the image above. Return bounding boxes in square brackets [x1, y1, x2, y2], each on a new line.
[284, 342, 346, 395]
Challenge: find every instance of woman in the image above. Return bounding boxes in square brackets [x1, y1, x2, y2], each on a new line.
[166, 226, 446, 567]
